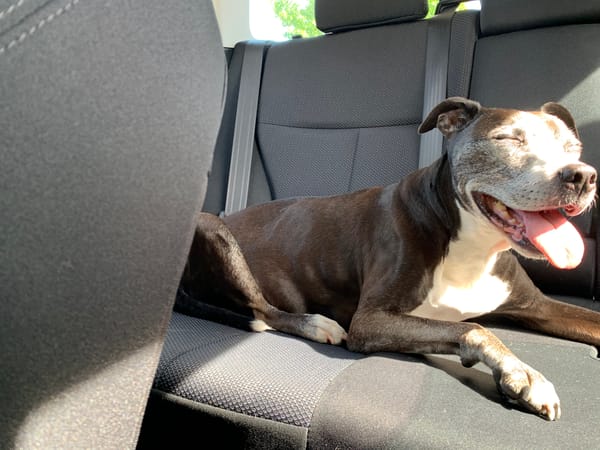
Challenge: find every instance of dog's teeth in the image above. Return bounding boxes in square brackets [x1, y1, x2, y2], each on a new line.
[493, 201, 512, 220]
[499, 209, 513, 222]
[494, 201, 507, 213]
[511, 229, 523, 242]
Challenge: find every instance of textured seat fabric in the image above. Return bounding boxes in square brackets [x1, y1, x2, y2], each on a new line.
[155, 313, 359, 428]
[142, 0, 600, 448]
[0, 0, 224, 447]
[479, 0, 600, 36]
[142, 308, 600, 449]
[257, 22, 427, 199]
[203, 0, 430, 214]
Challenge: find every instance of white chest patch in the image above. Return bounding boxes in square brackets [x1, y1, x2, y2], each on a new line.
[409, 206, 513, 322]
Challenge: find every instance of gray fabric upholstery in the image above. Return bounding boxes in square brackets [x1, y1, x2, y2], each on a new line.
[140, 391, 309, 449]
[315, 0, 428, 33]
[247, 143, 275, 206]
[259, 124, 420, 198]
[257, 22, 427, 198]
[149, 304, 600, 449]
[309, 323, 600, 449]
[469, 23, 600, 297]
[0, 0, 224, 447]
[259, 23, 427, 129]
[143, 3, 600, 449]
[480, 0, 600, 36]
[155, 313, 359, 427]
[446, 10, 479, 98]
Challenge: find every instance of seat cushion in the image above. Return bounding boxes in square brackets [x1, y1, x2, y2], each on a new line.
[142, 303, 600, 449]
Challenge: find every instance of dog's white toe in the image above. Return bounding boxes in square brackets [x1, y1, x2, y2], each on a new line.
[522, 373, 561, 421]
[250, 319, 273, 332]
[303, 314, 347, 345]
[498, 360, 561, 421]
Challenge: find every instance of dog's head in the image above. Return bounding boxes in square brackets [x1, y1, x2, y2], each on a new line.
[419, 97, 597, 269]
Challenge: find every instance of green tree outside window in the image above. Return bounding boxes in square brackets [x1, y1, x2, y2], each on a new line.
[273, 0, 320, 39]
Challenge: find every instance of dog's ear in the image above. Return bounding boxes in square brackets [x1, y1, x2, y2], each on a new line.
[541, 102, 580, 139]
[418, 97, 481, 137]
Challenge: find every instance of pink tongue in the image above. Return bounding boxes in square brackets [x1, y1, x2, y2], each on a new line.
[520, 210, 584, 269]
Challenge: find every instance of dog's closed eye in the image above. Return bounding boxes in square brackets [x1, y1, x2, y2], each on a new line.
[493, 134, 524, 145]
[565, 142, 582, 154]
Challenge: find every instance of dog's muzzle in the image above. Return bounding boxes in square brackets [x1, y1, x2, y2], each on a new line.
[559, 163, 597, 199]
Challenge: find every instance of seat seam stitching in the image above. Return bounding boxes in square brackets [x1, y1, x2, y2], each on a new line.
[0, 0, 25, 22]
[0, 0, 79, 56]
[347, 128, 360, 192]
[259, 120, 421, 130]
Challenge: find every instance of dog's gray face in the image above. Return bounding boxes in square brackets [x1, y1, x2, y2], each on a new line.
[420, 98, 597, 269]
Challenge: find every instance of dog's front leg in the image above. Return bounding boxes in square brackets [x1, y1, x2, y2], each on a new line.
[347, 309, 561, 420]
[486, 270, 600, 346]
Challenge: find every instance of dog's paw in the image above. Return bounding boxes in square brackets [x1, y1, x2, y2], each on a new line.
[496, 359, 561, 421]
[302, 314, 348, 345]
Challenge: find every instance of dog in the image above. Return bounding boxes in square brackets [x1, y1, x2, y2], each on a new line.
[178, 97, 600, 421]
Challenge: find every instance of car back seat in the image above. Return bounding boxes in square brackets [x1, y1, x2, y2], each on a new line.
[138, 1, 600, 448]
[205, 0, 439, 215]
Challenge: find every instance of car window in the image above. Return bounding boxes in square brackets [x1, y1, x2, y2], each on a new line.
[250, 0, 321, 40]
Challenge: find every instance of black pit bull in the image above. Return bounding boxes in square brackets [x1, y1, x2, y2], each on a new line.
[178, 97, 600, 421]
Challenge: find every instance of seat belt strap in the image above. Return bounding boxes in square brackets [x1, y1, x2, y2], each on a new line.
[418, 8, 456, 168]
[224, 41, 267, 216]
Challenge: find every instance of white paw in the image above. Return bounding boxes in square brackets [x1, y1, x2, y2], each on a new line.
[498, 359, 561, 421]
[250, 319, 273, 332]
[303, 314, 347, 345]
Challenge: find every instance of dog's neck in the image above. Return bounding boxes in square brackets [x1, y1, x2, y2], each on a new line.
[396, 155, 513, 284]
[426, 154, 512, 283]
[395, 155, 461, 253]
[408, 201, 513, 322]
[444, 205, 511, 286]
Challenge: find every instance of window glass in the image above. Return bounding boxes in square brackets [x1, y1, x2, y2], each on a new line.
[426, 0, 440, 18]
[428, 0, 482, 17]
[458, 1, 481, 13]
[250, 0, 322, 41]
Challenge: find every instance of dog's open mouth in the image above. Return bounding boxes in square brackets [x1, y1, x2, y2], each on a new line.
[473, 192, 584, 270]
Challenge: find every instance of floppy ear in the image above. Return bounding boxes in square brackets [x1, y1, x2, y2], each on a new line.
[541, 102, 579, 139]
[418, 97, 481, 137]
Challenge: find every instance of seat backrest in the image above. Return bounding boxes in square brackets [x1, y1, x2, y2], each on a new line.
[257, 0, 429, 200]
[0, 0, 224, 447]
[468, 0, 600, 298]
[203, 0, 434, 214]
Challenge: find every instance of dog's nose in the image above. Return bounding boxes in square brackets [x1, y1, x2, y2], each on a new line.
[559, 163, 597, 193]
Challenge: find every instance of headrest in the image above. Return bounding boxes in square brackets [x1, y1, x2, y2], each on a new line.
[315, 0, 428, 33]
[480, 0, 600, 36]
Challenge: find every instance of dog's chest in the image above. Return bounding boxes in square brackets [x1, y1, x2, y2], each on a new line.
[409, 261, 511, 322]
[409, 208, 513, 322]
